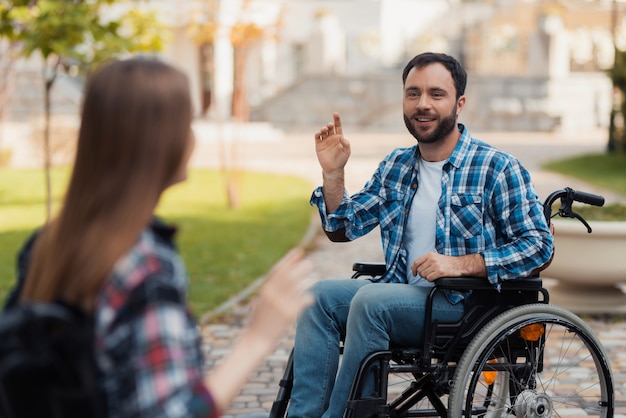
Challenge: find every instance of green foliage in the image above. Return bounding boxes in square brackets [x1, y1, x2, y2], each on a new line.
[0, 168, 314, 316]
[0, 0, 167, 220]
[0, 0, 165, 67]
[608, 48, 626, 154]
[609, 49, 626, 94]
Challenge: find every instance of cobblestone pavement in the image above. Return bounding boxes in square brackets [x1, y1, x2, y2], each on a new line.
[192, 126, 626, 417]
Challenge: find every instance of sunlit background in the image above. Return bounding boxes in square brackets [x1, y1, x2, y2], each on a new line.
[3, 0, 626, 168]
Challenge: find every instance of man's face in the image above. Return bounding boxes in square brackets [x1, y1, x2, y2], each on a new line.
[402, 63, 464, 144]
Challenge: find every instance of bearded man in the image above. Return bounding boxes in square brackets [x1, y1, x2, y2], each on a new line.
[287, 52, 554, 418]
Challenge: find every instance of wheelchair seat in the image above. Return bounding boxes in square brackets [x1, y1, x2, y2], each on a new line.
[352, 262, 548, 363]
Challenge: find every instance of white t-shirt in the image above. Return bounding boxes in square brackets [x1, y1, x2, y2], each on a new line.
[404, 158, 445, 285]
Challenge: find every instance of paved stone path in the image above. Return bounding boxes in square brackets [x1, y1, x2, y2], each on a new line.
[191, 126, 626, 417]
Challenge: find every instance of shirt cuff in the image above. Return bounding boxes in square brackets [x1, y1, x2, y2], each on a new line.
[190, 380, 220, 418]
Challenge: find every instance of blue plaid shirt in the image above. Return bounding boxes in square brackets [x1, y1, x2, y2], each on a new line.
[311, 124, 553, 299]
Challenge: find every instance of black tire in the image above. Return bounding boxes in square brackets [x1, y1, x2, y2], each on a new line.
[448, 304, 614, 417]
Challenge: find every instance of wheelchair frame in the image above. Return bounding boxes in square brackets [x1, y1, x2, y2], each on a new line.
[270, 188, 615, 417]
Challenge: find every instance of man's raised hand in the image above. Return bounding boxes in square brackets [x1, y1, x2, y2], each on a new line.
[314, 112, 351, 175]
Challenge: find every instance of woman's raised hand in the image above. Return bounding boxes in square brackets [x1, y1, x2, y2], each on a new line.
[246, 248, 314, 346]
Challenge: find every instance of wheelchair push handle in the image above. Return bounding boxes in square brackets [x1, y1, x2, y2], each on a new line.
[569, 189, 605, 207]
[543, 187, 605, 233]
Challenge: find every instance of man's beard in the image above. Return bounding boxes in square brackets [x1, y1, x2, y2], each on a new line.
[404, 103, 457, 144]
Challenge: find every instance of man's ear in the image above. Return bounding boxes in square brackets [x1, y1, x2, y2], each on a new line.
[456, 95, 466, 116]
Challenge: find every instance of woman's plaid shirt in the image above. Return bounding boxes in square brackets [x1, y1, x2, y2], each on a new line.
[95, 221, 218, 418]
[311, 124, 554, 299]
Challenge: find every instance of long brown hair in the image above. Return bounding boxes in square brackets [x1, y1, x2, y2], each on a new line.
[21, 58, 192, 311]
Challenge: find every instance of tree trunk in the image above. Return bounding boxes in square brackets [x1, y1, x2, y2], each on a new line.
[44, 79, 52, 222]
[232, 44, 249, 122]
[42, 58, 58, 222]
[200, 42, 214, 116]
[221, 44, 252, 209]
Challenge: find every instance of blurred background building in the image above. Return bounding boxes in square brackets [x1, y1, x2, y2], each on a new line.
[3, 0, 625, 140]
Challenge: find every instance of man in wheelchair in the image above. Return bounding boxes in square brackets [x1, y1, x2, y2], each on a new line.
[288, 52, 554, 417]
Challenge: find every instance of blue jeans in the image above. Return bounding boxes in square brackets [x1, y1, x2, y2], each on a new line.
[287, 279, 465, 418]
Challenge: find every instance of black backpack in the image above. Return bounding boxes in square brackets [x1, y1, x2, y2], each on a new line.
[0, 280, 183, 418]
[0, 301, 106, 418]
[0, 221, 182, 418]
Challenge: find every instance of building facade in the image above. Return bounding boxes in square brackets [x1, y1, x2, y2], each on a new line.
[1, 0, 622, 141]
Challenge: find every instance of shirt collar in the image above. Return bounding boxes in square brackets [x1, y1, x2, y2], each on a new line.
[446, 123, 472, 169]
[149, 217, 178, 248]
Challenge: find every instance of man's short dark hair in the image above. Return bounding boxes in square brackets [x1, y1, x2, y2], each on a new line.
[402, 52, 467, 99]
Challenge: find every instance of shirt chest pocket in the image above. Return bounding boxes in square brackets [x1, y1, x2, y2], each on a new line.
[450, 193, 483, 239]
[378, 187, 405, 230]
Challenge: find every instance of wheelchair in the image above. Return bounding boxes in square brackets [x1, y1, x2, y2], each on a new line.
[270, 188, 615, 417]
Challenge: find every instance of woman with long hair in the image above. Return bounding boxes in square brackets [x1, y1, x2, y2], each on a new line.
[8, 57, 313, 417]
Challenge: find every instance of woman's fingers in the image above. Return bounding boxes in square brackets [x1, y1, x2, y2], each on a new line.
[262, 249, 314, 313]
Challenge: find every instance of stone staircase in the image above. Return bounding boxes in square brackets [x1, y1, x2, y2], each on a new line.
[250, 71, 612, 134]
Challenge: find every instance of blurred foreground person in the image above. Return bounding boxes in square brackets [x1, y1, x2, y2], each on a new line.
[6, 58, 314, 417]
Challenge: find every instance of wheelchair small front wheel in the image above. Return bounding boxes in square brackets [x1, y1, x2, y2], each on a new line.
[448, 304, 614, 418]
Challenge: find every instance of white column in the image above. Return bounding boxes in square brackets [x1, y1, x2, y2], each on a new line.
[212, 25, 234, 121]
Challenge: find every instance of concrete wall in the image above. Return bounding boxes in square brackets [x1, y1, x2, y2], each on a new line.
[250, 72, 401, 132]
[463, 72, 612, 133]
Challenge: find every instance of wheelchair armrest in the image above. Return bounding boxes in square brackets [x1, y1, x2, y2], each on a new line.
[352, 265, 544, 293]
[352, 262, 386, 279]
[435, 276, 543, 291]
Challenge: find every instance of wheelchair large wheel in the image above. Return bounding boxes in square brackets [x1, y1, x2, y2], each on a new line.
[448, 304, 614, 417]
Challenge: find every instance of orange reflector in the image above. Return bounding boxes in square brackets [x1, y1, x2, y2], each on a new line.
[482, 360, 497, 385]
[520, 324, 544, 341]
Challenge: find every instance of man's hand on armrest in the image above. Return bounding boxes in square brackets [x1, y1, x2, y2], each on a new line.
[411, 253, 486, 282]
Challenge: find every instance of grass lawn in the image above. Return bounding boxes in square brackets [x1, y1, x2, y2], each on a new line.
[543, 152, 626, 196]
[543, 151, 626, 220]
[0, 167, 315, 316]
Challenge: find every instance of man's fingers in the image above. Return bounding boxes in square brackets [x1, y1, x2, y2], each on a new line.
[315, 128, 329, 142]
[333, 113, 343, 135]
[315, 113, 343, 141]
